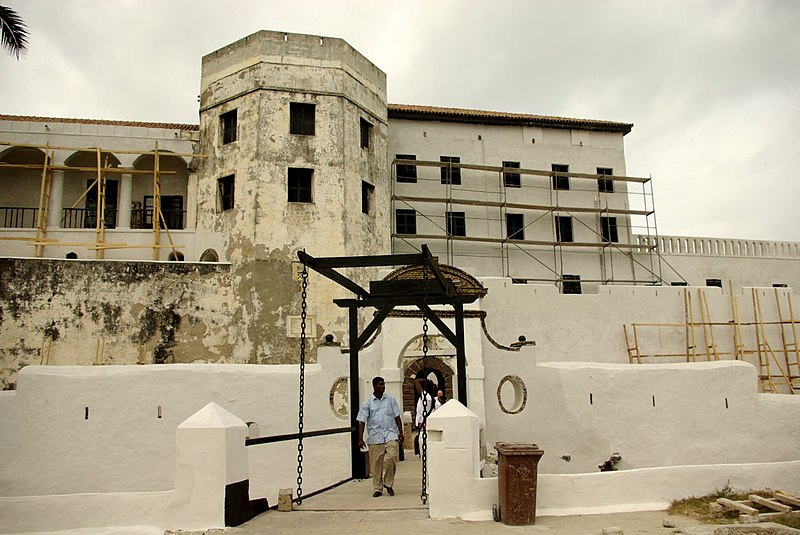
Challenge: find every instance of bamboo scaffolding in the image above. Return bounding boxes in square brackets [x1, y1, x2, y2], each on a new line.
[624, 287, 800, 393]
[2, 140, 200, 259]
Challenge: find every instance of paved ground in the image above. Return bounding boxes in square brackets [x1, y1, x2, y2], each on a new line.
[232, 455, 708, 535]
[20, 455, 796, 534]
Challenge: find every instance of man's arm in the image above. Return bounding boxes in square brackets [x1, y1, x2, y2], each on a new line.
[357, 420, 366, 450]
[394, 415, 404, 443]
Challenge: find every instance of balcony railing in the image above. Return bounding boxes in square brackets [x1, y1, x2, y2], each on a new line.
[636, 234, 800, 259]
[0, 207, 186, 230]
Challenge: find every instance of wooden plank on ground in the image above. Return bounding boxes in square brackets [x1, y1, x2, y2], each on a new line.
[749, 494, 793, 513]
[717, 498, 758, 515]
[774, 491, 800, 508]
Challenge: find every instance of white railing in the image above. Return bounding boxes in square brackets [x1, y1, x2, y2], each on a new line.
[635, 235, 800, 258]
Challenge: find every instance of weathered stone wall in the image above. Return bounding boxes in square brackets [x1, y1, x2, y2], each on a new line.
[0, 257, 321, 389]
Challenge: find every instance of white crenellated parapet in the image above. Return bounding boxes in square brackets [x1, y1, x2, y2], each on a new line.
[638, 234, 800, 259]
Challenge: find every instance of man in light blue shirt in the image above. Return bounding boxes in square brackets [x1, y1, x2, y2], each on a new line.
[357, 376, 404, 497]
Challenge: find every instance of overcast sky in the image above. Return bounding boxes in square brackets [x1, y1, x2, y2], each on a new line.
[2, 0, 798, 242]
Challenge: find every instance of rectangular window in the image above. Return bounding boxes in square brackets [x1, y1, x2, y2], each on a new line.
[597, 167, 614, 193]
[773, 283, 788, 288]
[396, 209, 417, 235]
[503, 161, 521, 188]
[562, 274, 582, 294]
[220, 110, 237, 145]
[706, 278, 723, 288]
[552, 163, 569, 190]
[506, 213, 524, 241]
[396, 154, 417, 183]
[218, 175, 235, 211]
[555, 216, 573, 242]
[144, 195, 184, 229]
[440, 156, 461, 185]
[360, 118, 372, 149]
[446, 211, 466, 237]
[288, 168, 313, 203]
[601, 216, 618, 243]
[290, 103, 315, 135]
[671, 281, 689, 286]
[361, 181, 374, 215]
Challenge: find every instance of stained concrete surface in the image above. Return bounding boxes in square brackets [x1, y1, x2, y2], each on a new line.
[9, 456, 759, 535]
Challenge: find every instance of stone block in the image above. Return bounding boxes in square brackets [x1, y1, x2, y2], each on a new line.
[278, 488, 293, 512]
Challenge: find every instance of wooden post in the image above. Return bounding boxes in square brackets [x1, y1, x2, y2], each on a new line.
[152, 142, 161, 260]
[34, 145, 51, 257]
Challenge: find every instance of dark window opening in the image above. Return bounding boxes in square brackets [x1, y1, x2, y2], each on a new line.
[506, 213, 524, 241]
[552, 164, 569, 190]
[362, 181, 374, 215]
[221, 110, 237, 144]
[440, 156, 461, 185]
[446, 211, 466, 237]
[84, 179, 118, 229]
[562, 274, 582, 294]
[706, 278, 723, 288]
[396, 209, 416, 235]
[511, 278, 527, 285]
[396, 154, 417, 183]
[288, 168, 313, 203]
[555, 216, 573, 242]
[66, 252, 78, 259]
[218, 175, 235, 211]
[360, 118, 372, 149]
[773, 283, 788, 288]
[503, 161, 520, 188]
[290, 103, 315, 135]
[142, 195, 184, 229]
[601, 216, 618, 243]
[671, 281, 689, 286]
[167, 251, 185, 262]
[597, 167, 614, 193]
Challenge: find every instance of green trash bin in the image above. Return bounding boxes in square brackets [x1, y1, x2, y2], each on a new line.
[493, 442, 544, 525]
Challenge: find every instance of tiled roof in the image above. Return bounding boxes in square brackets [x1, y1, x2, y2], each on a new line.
[0, 114, 199, 131]
[388, 104, 633, 134]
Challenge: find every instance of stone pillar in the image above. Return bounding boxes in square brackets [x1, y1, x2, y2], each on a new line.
[427, 400, 497, 520]
[171, 402, 266, 530]
[47, 170, 65, 229]
[118, 172, 133, 229]
[186, 172, 198, 229]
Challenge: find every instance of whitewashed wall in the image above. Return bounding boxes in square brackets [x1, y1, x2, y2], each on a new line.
[0, 351, 351, 503]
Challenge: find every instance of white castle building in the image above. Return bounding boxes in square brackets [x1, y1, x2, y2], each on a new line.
[0, 30, 799, 532]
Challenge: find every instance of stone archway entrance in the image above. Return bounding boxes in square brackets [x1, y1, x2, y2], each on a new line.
[402, 355, 455, 420]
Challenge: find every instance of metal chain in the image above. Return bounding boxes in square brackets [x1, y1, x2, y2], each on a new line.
[420, 264, 430, 505]
[296, 262, 309, 505]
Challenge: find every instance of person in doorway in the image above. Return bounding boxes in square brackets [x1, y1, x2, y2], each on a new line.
[436, 389, 447, 406]
[413, 378, 441, 456]
[357, 376, 404, 497]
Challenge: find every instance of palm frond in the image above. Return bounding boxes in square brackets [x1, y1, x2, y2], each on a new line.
[0, 5, 29, 59]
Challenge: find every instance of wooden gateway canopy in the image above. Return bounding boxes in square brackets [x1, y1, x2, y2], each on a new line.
[298, 244, 480, 478]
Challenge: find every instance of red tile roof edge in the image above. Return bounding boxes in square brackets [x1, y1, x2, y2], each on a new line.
[0, 114, 199, 131]
[387, 104, 633, 133]
[2, 104, 634, 134]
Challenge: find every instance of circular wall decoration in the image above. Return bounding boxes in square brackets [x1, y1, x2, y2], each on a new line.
[497, 374, 527, 414]
[329, 377, 349, 421]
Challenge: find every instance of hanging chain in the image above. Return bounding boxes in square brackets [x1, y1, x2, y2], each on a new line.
[296, 262, 309, 505]
[420, 264, 430, 504]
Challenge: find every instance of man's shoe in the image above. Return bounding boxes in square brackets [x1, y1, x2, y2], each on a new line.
[372, 490, 382, 497]
[384, 485, 394, 496]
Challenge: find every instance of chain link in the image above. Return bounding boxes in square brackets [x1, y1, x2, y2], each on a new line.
[420, 264, 430, 505]
[296, 263, 308, 504]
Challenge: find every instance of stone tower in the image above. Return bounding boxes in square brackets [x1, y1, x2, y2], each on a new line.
[197, 31, 390, 362]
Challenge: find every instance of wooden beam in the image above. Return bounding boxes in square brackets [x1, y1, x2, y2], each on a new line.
[0, 140, 206, 159]
[0, 163, 178, 175]
[392, 159, 650, 183]
[749, 495, 792, 513]
[400, 233, 655, 250]
[717, 498, 758, 515]
[394, 195, 654, 216]
[774, 491, 800, 508]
